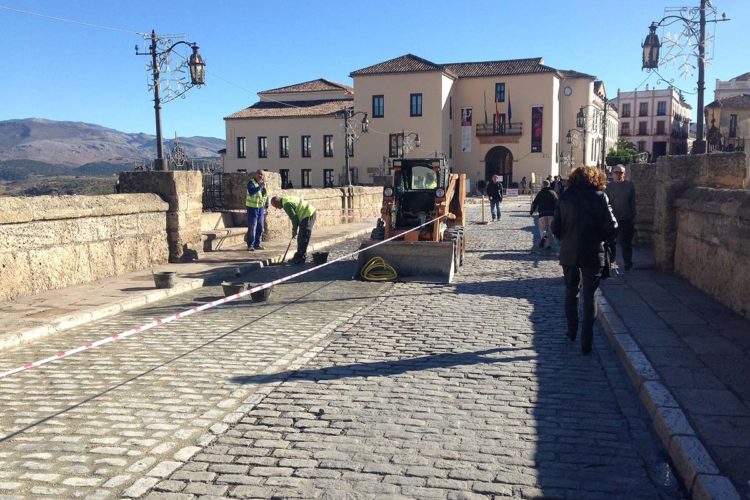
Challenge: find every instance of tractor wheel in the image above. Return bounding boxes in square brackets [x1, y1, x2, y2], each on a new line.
[370, 226, 385, 240]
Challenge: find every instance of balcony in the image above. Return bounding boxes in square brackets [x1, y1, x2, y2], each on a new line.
[475, 122, 523, 137]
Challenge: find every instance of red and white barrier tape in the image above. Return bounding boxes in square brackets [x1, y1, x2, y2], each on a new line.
[0, 215, 450, 380]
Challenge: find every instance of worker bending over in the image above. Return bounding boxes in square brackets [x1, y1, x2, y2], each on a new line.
[270, 195, 317, 265]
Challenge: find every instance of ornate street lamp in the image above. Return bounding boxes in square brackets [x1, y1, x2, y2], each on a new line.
[399, 130, 421, 158]
[641, 2, 729, 154]
[335, 109, 369, 185]
[136, 30, 206, 171]
[575, 100, 615, 169]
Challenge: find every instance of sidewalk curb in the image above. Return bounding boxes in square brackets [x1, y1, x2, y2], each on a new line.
[596, 292, 741, 500]
[0, 228, 372, 353]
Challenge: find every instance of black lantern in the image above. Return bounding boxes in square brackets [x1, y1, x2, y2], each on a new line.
[566, 130, 573, 144]
[415, 134, 421, 148]
[189, 45, 206, 85]
[642, 22, 661, 70]
[576, 108, 585, 128]
[361, 114, 370, 133]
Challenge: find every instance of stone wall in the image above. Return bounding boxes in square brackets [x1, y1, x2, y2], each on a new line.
[0, 194, 168, 302]
[673, 187, 750, 318]
[119, 171, 203, 262]
[652, 152, 748, 273]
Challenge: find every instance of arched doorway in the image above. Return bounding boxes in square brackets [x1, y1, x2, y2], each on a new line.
[484, 146, 513, 186]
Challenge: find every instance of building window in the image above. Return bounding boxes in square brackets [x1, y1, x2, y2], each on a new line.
[389, 133, 403, 157]
[657, 101, 667, 116]
[495, 83, 505, 102]
[637, 141, 646, 152]
[449, 96, 453, 120]
[656, 121, 666, 135]
[639, 102, 648, 116]
[301, 169, 311, 188]
[236, 137, 246, 158]
[621, 122, 630, 135]
[449, 134, 453, 159]
[323, 169, 334, 187]
[280, 169, 290, 188]
[279, 136, 289, 158]
[410, 93, 422, 117]
[301, 135, 311, 157]
[323, 135, 334, 157]
[621, 103, 631, 117]
[257, 136, 267, 158]
[638, 121, 648, 135]
[372, 95, 384, 118]
[729, 114, 738, 137]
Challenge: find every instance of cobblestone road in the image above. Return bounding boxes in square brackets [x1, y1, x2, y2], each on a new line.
[0, 200, 684, 499]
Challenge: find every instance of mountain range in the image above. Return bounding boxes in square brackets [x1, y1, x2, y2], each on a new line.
[0, 118, 225, 168]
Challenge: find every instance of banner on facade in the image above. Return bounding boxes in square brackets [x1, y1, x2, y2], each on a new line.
[461, 107, 473, 153]
[531, 106, 543, 153]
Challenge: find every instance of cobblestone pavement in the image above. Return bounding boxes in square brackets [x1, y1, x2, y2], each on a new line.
[0, 200, 685, 499]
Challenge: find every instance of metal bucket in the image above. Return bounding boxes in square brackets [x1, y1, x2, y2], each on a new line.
[250, 286, 272, 303]
[221, 281, 247, 297]
[312, 252, 329, 265]
[153, 271, 177, 289]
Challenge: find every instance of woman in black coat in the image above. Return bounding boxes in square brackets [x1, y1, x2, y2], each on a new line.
[551, 166, 617, 354]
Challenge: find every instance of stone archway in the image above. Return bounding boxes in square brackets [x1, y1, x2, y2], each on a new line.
[484, 146, 514, 186]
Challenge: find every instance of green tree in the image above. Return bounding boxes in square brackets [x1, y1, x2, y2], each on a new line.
[606, 138, 642, 166]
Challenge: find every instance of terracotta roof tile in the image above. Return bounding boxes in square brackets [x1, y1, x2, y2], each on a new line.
[705, 94, 750, 109]
[558, 69, 597, 79]
[225, 99, 352, 120]
[350, 54, 444, 76]
[442, 58, 555, 78]
[260, 78, 353, 94]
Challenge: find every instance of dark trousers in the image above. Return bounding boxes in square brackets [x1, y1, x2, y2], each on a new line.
[563, 265, 602, 351]
[246, 207, 266, 248]
[489, 199, 501, 220]
[613, 219, 634, 266]
[295, 212, 317, 260]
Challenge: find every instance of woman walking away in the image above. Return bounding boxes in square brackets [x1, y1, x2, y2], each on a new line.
[552, 166, 617, 354]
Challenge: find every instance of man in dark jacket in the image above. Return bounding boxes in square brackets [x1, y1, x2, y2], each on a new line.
[552, 166, 617, 354]
[486, 175, 504, 222]
[605, 164, 636, 271]
[529, 179, 558, 249]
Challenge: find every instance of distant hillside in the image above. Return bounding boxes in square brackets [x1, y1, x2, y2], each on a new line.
[0, 118, 225, 168]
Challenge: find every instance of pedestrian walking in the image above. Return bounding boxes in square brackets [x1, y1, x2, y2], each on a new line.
[551, 175, 565, 195]
[529, 179, 558, 250]
[552, 166, 617, 354]
[245, 169, 269, 251]
[270, 195, 317, 265]
[520, 176, 528, 195]
[605, 164, 636, 271]
[486, 175, 504, 222]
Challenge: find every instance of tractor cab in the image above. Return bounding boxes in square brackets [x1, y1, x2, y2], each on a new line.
[391, 158, 449, 229]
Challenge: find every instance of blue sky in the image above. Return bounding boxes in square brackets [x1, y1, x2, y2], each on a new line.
[2, 0, 747, 139]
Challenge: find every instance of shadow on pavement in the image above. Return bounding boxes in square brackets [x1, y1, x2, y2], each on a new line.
[229, 347, 534, 385]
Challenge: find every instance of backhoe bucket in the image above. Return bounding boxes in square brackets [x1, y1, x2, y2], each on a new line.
[356, 240, 456, 283]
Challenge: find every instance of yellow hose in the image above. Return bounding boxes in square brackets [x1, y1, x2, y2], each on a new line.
[360, 256, 398, 281]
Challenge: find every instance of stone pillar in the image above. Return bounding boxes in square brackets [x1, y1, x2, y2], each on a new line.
[118, 171, 203, 263]
[628, 162, 656, 247]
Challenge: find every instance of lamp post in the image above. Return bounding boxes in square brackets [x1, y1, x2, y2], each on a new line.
[336, 109, 369, 185]
[641, 1, 729, 154]
[576, 99, 614, 169]
[136, 30, 206, 171]
[566, 128, 584, 167]
[399, 130, 421, 158]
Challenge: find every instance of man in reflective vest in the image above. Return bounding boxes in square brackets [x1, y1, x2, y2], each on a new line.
[270, 195, 317, 264]
[245, 169, 269, 251]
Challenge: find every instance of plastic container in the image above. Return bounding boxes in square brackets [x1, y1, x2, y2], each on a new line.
[250, 286, 272, 303]
[221, 281, 247, 297]
[153, 271, 177, 289]
[312, 252, 329, 265]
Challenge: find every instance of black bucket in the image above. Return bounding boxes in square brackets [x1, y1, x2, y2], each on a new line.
[312, 252, 329, 265]
[250, 286, 273, 303]
[221, 281, 248, 297]
[153, 271, 177, 289]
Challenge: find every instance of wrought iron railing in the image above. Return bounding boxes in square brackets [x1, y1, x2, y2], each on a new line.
[475, 122, 523, 137]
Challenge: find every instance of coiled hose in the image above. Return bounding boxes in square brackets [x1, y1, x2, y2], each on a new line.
[360, 256, 398, 281]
